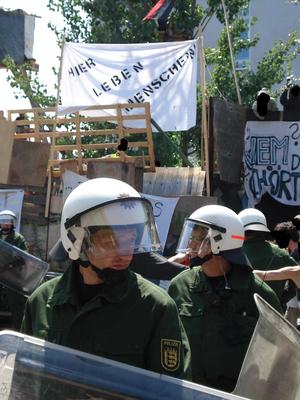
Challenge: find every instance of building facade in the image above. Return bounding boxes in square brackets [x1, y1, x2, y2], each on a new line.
[198, 0, 300, 84]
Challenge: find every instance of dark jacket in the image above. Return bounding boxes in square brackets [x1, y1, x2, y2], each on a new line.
[0, 230, 28, 251]
[0, 231, 28, 330]
[129, 252, 186, 280]
[280, 87, 300, 112]
[21, 263, 191, 380]
[168, 264, 282, 392]
[243, 239, 297, 307]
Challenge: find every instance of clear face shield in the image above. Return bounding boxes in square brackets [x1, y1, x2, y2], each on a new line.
[176, 220, 211, 258]
[78, 198, 161, 259]
[0, 216, 14, 225]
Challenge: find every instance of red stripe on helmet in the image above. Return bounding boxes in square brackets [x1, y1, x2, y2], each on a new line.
[231, 235, 245, 240]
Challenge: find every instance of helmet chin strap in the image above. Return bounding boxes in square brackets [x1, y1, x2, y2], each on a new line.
[78, 257, 128, 286]
[215, 254, 231, 290]
[194, 253, 213, 267]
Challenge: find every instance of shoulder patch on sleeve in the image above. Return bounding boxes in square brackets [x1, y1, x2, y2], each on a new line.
[161, 339, 181, 371]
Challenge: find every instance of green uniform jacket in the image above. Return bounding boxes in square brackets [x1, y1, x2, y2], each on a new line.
[0, 231, 28, 251]
[21, 264, 191, 380]
[168, 264, 282, 392]
[0, 231, 28, 330]
[243, 239, 298, 305]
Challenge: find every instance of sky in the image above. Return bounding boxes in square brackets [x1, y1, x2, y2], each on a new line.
[0, 0, 64, 115]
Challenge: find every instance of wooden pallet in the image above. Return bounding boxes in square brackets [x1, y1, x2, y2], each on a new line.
[8, 102, 156, 175]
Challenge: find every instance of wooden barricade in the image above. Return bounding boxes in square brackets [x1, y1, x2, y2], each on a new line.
[8, 102, 156, 176]
[143, 167, 205, 196]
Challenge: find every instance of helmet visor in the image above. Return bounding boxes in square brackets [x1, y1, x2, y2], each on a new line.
[80, 199, 161, 257]
[176, 220, 210, 255]
[0, 218, 14, 225]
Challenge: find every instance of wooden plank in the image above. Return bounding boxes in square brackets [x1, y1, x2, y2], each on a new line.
[122, 115, 146, 121]
[75, 112, 83, 174]
[74, 115, 118, 123]
[178, 167, 189, 195]
[0, 183, 47, 193]
[162, 168, 174, 195]
[87, 160, 144, 191]
[161, 167, 175, 195]
[14, 133, 39, 140]
[117, 104, 124, 140]
[61, 142, 150, 151]
[5, 141, 50, 187]
[44, 170, 52, 218]
[119, 103, 146, 109]
[145, 102, 155, 172]
[151, 168, 164, 195]
[33, 109, 41, 142]
[142, 171, 156, 194]
[186, 168, 194, 195]
[142, 167, 206, 196]
[192, 169, 206, 195]
[79, 129, 118, 136]
[84, 156, 148, 164]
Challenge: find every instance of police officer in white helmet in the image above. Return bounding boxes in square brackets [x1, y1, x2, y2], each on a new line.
[0, 209, 27, 250]
[0, 209, 28, 331]
[168, 205, 282, 392]
[21, 178, 191, 380]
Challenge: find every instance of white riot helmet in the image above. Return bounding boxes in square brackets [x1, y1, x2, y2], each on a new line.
[176, 205, 251, 267]
[238, 208, 270, 233]
[0, 210, 17, 226]
[61, 178, 161, 261]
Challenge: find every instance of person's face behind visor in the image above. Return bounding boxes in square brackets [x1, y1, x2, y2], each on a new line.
[197, 233, 212, 260]
[187, 226, 209, 255]
[0, 221, 14, 234]
[85, 226, 137, 270]
[177, 222, 212, 258]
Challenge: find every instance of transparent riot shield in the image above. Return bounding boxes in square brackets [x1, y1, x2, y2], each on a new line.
[0, 239, 49, 296]
[234, 294, 300, 400]
[0, 330, 250, 400]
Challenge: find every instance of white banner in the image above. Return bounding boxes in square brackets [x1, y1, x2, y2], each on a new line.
[244, 121, 300, 207]
[58, 40, 198, 132]
[0, 189, 24, 232]
[141, 193, 179, 250]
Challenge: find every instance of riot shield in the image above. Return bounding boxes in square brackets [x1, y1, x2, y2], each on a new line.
[0, 239, 49, 296]
[234, 294, 300, 400]
[0, 330, 249, 400]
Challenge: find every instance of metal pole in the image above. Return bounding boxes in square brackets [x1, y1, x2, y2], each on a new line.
[220, 0, 242, 105]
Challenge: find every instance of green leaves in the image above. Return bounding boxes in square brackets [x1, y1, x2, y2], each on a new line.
[2, 56, 56, 108]
[205, 5, 300, 107]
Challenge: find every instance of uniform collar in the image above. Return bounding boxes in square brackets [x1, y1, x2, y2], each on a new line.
[48, 263, 130, 306]
[0, 230, 15, 239]
[190, 265, 251, 293]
